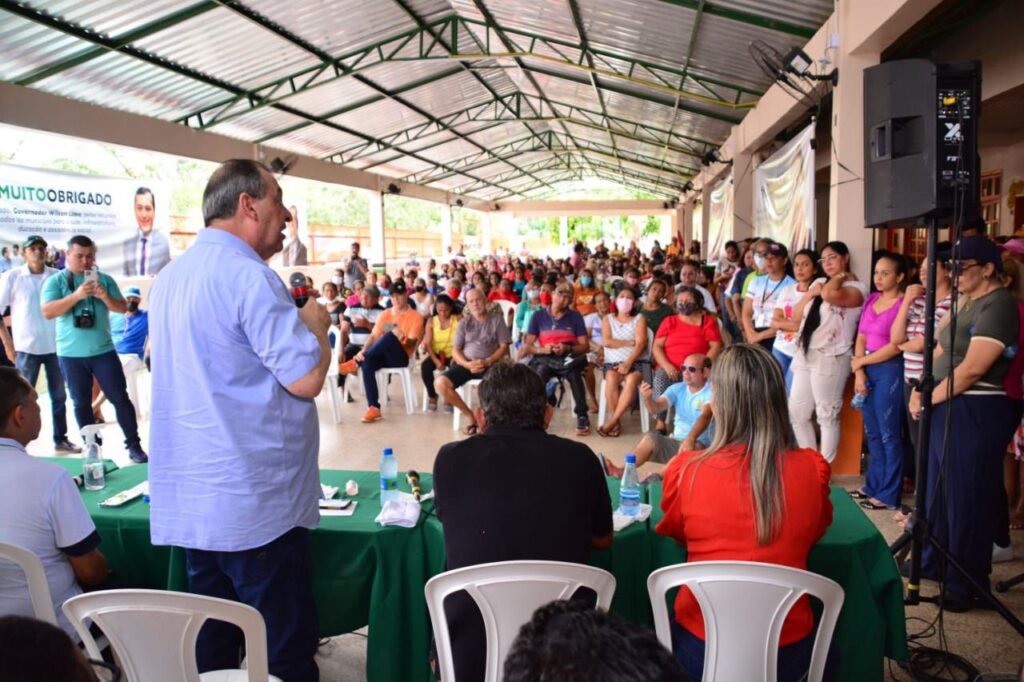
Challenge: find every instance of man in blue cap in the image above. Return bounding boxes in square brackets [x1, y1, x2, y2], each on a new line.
[109, 286, 149, 370]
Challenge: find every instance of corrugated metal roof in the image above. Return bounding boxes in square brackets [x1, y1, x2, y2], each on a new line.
[1, 0, 834, 200]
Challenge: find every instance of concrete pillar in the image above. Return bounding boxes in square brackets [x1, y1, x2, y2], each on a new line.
[559, 215, 569, 250]
[482, 212, 493, 255]
[679, 203, 691, 254]
[827, 49, 880, 284]
[700, 185, 711, 258]
[441, 204, 453, 254]
[732, 149, 755, 243]
[368, 190, 385, 271]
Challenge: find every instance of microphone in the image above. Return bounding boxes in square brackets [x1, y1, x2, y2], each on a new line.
[289, 272, 309, 308]
[406, 470, 422, 501]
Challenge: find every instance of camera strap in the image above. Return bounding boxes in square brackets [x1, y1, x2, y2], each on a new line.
[66, 269, 94, 316]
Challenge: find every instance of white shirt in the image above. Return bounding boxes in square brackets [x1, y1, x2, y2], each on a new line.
[746, 274, 797, 329]
[799, 277, 870, 355]
[0, 265, 58, 354]
[0, 438, 97, 637]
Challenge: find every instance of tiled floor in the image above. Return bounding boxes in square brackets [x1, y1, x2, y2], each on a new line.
[27, 377, 1024, 680]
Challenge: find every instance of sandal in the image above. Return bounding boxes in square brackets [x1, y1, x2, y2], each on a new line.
[859, 500, 894, 510]
[848, 489, 869, 500]
[462, 422, 479, 436]
[597, 425, 611, 438]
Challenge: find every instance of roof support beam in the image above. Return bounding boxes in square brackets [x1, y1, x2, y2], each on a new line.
[652, 0, 816, 38]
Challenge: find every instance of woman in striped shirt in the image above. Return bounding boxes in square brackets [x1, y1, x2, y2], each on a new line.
[891, 251, 952, 490]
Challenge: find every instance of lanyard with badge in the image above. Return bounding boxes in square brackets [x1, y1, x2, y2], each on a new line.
[755, 278, 786, 328]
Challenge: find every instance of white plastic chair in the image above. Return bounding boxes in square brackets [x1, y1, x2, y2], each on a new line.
[452, 378, 483, 431]
[495, 299, 517, 328]
[63, 589, 282, 682]
[425, 560, 616, 682]
[376, 365, 417, 414]
[647, 561, 844, 682]
[597, 329, 653, 432]
[0, 541, 57, 625]
[322, 325, 342, 424]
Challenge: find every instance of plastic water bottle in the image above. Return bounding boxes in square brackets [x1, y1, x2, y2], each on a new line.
[619, 454, 641, 517]
[850, 392, 867, 410]
[81, 424, 105, 491]
[380, 448, 399, 506]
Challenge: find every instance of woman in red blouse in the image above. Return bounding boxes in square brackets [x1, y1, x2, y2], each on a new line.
[650, 286, 723, 433]
[655, 343, 836, 681]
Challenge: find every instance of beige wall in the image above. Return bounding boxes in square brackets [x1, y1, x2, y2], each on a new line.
[981, 141, 1024, 236]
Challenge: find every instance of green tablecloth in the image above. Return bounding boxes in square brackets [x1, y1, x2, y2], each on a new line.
[648, 484, 908, 682]
[64, 462, 905, 682]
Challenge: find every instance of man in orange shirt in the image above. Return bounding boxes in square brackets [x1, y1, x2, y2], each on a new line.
[340, 279, 424, 422]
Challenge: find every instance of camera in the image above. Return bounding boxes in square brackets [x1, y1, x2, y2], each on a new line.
[73, 308, 95, 329]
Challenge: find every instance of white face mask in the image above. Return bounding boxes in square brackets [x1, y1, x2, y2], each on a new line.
[331, 276, 343, 286]
[753, 254, 767, 271]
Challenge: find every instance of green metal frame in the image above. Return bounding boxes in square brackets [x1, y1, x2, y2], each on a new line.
[653, 0, 816, 38]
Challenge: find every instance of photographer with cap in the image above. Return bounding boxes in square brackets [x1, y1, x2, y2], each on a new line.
[0, 235, 79, 453]
[40, 235, 147, 463]
[92, 286, 150, 415]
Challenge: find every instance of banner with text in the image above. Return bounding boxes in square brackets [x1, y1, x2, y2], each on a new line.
[0, 162, 170, 277]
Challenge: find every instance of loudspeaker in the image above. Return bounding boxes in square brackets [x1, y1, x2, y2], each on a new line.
[863, 60, 980, 228]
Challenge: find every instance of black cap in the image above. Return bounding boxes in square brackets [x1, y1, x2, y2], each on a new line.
[22, 235, 47, 249]
[766, 242, 789, 258]
[390, 279, 407, 294]
[939, 236, 1002, 273]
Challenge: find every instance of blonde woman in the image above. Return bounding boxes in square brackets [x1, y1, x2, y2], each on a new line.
[655, 344, 835, 681]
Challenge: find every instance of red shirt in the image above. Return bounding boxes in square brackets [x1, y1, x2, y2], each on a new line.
[655, 445, 832, 645]
[488, 290, 519, 304]
[655, 314, 722, 368]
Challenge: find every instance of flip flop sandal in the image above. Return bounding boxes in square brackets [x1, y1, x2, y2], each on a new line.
[462, 423, 479, 436]
[597, 426, 611, 438]
[859, 500, 893, 510]
[848, 489, 869, 500]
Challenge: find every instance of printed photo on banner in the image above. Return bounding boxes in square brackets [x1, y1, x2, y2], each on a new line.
[0, 162, 170, 276]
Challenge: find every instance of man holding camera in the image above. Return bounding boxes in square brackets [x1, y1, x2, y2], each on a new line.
[41, 235, 147, 463]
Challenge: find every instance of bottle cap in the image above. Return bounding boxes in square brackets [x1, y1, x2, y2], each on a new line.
[625, 454, 636, 464]
[383, 448, 393, 456]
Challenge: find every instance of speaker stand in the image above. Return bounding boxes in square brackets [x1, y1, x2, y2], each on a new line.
[888, 218, 1024, 637]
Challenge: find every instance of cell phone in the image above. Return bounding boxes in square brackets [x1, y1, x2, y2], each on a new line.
[84, 268, 99, 284]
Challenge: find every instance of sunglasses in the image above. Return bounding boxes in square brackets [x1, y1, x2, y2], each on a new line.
[681, 365, 703, 373]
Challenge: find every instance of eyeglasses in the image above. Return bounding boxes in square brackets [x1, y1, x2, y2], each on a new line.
[819, 254, 841, 264]
[681, 365, 703, 373]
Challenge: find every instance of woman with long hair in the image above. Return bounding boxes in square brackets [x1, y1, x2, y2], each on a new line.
[788, 241, 868, 463]
[597, 286, 648, 437]
[655, 344, 835, 681]
[419, 295, 459, 412]
[908, 237, 1021, 610]
[850, 252, 907, 510]
[770, 249, 821, 393]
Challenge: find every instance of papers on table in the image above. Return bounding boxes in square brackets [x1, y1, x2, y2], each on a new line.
[613, 503, 652, 532]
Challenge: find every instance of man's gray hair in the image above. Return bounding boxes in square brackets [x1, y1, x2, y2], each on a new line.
[202, 159, 271, 225]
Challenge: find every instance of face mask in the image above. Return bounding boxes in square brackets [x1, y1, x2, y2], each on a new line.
[331, 276, 343, 286]
[539, 291, 553, 306]
[677, 302, 699, 315]
[448, 288, 460, 299]
[581, 276, 593, 287]
[615, 298, 633, 314]
[754, 254, 767, 270]
[427, 286, 437, 295]
[126, 301, 139, 313]
[414, 285, 425, 293]
[526, 288, 539, 300]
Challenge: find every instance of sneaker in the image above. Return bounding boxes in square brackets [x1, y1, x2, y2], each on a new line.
[427, 397, 438, 412]
[361, 406, 382, 423]
[54, 438, 82, 454]
[993, 543, 1014, 563]
[339, 359, 360, 376]
[443, 403, 454, 414]
[575, 416, 590, 436]
[128, 446, 149, 464]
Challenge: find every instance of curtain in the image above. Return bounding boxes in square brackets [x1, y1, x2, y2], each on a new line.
[754, 123, 815, 254]
[706, 174, 733, 263]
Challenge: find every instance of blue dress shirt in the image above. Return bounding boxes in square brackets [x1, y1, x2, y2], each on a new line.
[147, 228, 322, 551]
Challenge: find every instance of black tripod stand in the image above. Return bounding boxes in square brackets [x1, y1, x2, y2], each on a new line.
[889, 219, 1024, 637]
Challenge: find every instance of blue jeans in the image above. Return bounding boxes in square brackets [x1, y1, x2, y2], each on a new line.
[16, 352, 69, 443]
[59, 351, 140, 449]
[772, 347, 794, 395]
[186, 527, 319, 682]
[671, 618, 839, 682]
[358, 332, 411, 408]
[861, 357, 905, 508]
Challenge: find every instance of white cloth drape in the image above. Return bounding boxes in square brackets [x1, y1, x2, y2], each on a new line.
[707, 174, 733, 262]
[754, 124, 815, 254]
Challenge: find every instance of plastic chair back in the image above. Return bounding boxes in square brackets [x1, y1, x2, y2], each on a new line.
[0, 541, 58, 625]
[63, 589, 277, 682]
[495, 299, 517, 323]
[426, 560, 616, 682]
[647, 561, 843, 682]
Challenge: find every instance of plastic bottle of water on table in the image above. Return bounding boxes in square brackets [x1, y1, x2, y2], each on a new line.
[380, 447, 399, 506]
[619, 453, 641, 516]
[81, 424, 106, 491]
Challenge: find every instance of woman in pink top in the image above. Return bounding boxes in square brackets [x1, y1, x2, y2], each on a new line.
[851, 252, 907, 509]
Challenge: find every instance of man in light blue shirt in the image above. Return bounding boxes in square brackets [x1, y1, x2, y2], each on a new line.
[41, 235, 146, 463]
[148, 159, 330, 682]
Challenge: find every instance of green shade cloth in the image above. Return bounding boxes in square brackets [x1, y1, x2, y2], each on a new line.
[648, 483, 908, 682]
[65, 462, 904, 682]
